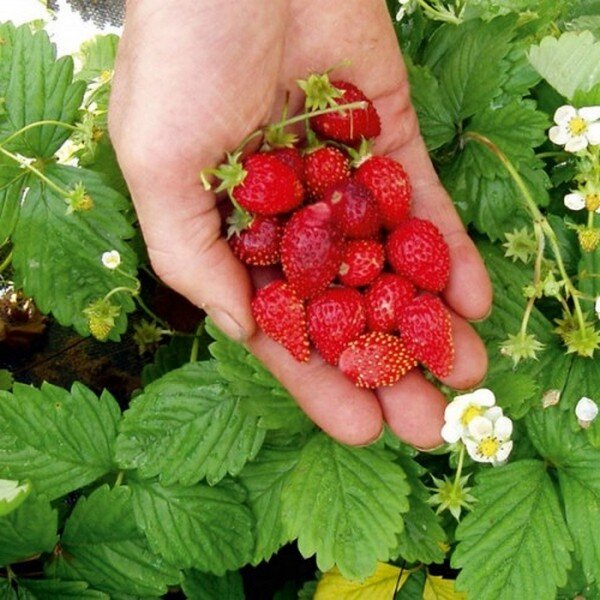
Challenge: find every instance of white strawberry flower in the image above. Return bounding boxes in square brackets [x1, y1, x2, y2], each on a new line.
[441, 388, 496, 444]
[101, 250, 121, 270]
[548, 105, 600, 153]
[595, 297, 600, 320]
[463, 410, 514, 466]
[575, 396, 598, 428]
[564, 189, 600, 213]
[396, 0, 418, 21]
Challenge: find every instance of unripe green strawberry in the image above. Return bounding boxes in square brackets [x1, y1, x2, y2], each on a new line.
[338, 332, 416, 389]
[386, 218, 450, 292]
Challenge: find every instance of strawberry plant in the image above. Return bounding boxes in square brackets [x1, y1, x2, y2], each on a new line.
[1, 1, 600, 598]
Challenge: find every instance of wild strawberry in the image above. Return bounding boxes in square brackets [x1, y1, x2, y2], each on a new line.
[365, 274, 415, 333]
[281, 203, 344, 298]
[251, 280, 309, 362]
[229, 216, 283, 266]
[307, 287, 366, 365]
[304, 146, 350, 198]
[338, 239, 384, 287]
[233, 153, 304, 215]
[386, 218, 450, 292]
[323, 179, 381, 238]
[354, 156, 411, 228]
[269, 147, 305, 183]
[309, 81, 381, 143]
[398, 295, 454, 378]
[338, 332, 416, 389]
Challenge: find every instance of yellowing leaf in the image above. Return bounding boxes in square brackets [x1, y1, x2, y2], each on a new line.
[314, 562, 409, 600]
[423, 574, 467, 600]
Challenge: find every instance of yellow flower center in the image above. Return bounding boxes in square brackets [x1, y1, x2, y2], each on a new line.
[585, 193, 600, 212]
[461, 405, 483, 426]
[568, 116, 588, 136]
[478, 437, 500, 458]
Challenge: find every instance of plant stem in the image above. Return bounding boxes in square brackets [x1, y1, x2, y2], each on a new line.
[189, 322, 205, 362]
[134, 294, 172, 331]
[452, 444, 466, 496]
[464, 131, 587, 331]
[520, 223, 545, 336]
[0, 119, 78, 147]
[0, 250, 12, 274]
[114, 471, 124, 487]
[103, 286, 137, 302]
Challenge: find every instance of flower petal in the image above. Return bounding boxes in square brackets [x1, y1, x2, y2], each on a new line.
[472, 388, 496, 407]
[564, 192, 586, 211]
[494, 441, 513, 464]
[575, 396, 599, 422]
[578, 106, 600, 122]
[548, 125, 570, 146]
[565, 136, 588, 153]
[441, 422, 463, 444]
[494, 415, 514, 440]
[554, 105, 577, 125]
[595, 296, 600, 319]
[464, 438, 490, 463]
[484, 406, 503, 422]
[467, 415, 494, 440]
[445, 395, 471, 423]
[586, 122, 600, 146]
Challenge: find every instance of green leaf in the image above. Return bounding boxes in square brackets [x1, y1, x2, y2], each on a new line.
[0, 369, 13, 391]
[281, 432, 410, 579]
[75, 34, 119, 82]
[528, 31, 600, 100]
[0, 494, 57, 566]
[239, 445, 301, 564]
[396, 569, 426, 599]
[0, 179, 22, 243]
[0, 382, 120, 500]
[393, 454, 446, 564]
[406, 61, 455, 151]
[181, 570, 244, 600]
[426, 17, 516, 120]
[2, 26, 86, 157]
[527, 407, 600, 584]
[19, 579, 109, 599]
[11, 164, 137, 339]
[48, 485, 179, 598]
[206, 320, 312, 433]
[483, 362, 539, 419]
[116, 361, 265, 486]
[130, 479, 254, 574]
[140, 335, 195, 386]
[453, 460, 572, 600]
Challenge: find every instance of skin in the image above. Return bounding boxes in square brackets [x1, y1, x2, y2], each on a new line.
[109, 0, 492, 448]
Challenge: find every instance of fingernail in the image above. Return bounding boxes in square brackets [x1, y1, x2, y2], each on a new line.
[355, 425, 385, 448]
[471, 305, 493, 323]
[206, 308, 247, 342]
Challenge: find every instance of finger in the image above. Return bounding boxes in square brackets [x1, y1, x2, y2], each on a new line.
[439, 310, 488, 390]
[247, 330, 384, 446]
[377, 369, 446, 449]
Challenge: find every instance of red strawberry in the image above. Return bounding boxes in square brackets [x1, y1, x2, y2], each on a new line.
[354, 156, 411, 228]
[398, 295, 454, 378]
[233, 153, 304, 216]
[365, 274, 415, 333]
[269, 147, 305, 183]
[251, 280, 309, 362]
[304, 147, 350, 198]
[338, 239, 384, 287]
[310, 81, 381, 143]
[338, 332, 416, 389]
[229, 216, 283, 266]
[323, 179, 381, 238]
[386, 218, 450, 292]
[281, 203, 344, 298]
[307, 287, 366, 365]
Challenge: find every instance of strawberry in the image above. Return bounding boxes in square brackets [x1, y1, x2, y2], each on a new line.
[365, 274, 415, 333]
[304, 147, 350, 198]
[398, 295, 454, 378]
[307, 287, 366, 365]
[338, 332, 416, 389]
[251, 280, 309, 362]
[354, 156, 411, 228]
[269, 147, 305, 183]
[281, 202, 344, 298]
[233, 153, 304, 216]
[338, 239, 384, 287]
[229, 216, 282, 266]
[386, 218, 450, 292]
[323, 179, 381, 238]
[310, 81, 381, 143]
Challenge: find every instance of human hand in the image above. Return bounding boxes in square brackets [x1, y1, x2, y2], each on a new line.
[109, 0, 492, 448]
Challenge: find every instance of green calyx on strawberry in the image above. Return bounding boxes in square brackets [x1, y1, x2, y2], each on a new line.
[338, 331, 416, 389]
[307, 287, 366, 365]
[251, 280, 309, 362]
[229, 216, 283, 266]
[398, 294, 454, 379]
[298, 72, 345, 112]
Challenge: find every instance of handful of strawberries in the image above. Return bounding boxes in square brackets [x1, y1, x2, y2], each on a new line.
[203, 73, 453, 389]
